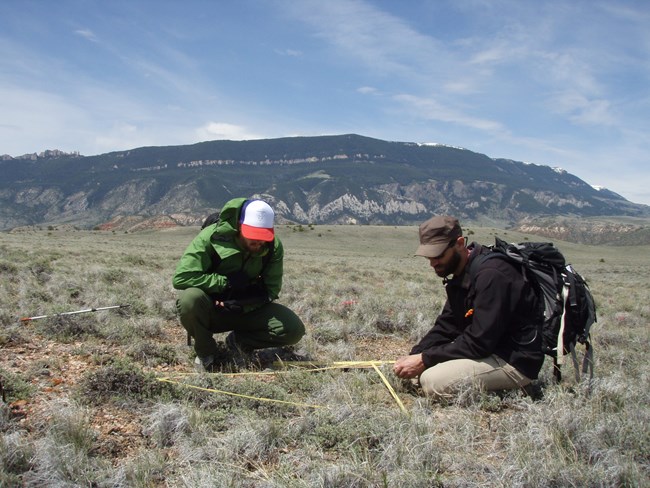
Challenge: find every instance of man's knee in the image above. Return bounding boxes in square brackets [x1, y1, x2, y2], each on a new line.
[283, 318, 305, 344]
[268, 304, 305, 345]
[419, 367, 462, 399]
[176, 288, 216, 336]
[177, 287, 211, 314]
[419, 357, 491, 398]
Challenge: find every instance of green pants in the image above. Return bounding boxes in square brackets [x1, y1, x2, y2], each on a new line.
[176, 287, 305, 358]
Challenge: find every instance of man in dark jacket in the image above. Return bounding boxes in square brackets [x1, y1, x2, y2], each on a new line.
[393, 216, 544, 399]
[173, 197, 305, 371]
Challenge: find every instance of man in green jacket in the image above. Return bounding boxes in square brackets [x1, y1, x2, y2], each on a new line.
[173, 197, 305, 371]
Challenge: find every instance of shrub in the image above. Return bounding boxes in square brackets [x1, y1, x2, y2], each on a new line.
[75, 359, 164, 405]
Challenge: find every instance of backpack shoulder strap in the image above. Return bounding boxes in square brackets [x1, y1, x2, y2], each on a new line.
[467, 242, 521, 284]
[467, 251, 489, 282]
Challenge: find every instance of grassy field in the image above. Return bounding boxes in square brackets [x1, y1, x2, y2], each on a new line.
[1, 224, 648, 487]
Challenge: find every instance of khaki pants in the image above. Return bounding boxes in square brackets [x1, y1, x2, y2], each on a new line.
[419, 354, 531, 399]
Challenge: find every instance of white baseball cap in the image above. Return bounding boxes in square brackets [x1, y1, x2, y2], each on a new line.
[239, 200, 275, 241]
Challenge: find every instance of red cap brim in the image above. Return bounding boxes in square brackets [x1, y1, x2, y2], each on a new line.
[240, 223, 274, 242]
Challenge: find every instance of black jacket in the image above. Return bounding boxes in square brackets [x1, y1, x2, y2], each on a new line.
[410, 243, 545, 379]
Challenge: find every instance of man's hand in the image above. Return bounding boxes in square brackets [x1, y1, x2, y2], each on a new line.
[393, 353, 426, 379]
[215, 299, 243, 314]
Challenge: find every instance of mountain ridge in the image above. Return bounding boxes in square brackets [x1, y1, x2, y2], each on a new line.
[1, 134, 648, 239]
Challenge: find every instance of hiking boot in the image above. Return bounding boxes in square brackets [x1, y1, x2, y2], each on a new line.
[225, 332, 254, 368]
[225, 332, 254, 353]
[523, 380, 544, 401]
[194, 355, 216, 373]
[254, 346, 311, 369]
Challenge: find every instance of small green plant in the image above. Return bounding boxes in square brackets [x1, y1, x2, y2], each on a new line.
[37, 315, 98, 342]
[0, 369, 35, 403]
[42, 400, 96, 453]
[0, 431, 33, 484]
[75, 358, 164, 405]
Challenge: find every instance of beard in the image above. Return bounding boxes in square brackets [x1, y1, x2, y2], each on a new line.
[434, 248, 462, 278]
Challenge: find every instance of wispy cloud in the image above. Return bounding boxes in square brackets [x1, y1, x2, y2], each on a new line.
[551, 92, 616, 126]
[394, 93, 508, 135]
[274, 48, 302, 57]
[74, 28, 98, 42]
[196, 122, 263, 141]
[357, 86, 379, 95]
[599, 2, 650, 23]
[468, 41, 527, 66]
[281, 0, 449, 78]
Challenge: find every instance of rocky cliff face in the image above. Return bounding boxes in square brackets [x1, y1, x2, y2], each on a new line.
[514, 218, 650, 245]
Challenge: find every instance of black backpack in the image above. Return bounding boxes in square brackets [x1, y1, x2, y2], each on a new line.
[470, 237, 597, 382]
[200, 211, 222, 229]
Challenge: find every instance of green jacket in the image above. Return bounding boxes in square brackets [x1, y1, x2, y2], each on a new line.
[172, 198, 283, 308]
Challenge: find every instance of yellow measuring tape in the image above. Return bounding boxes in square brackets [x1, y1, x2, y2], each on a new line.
[371, 363, 408, 414]
[158, 360, 408, 414]
[157, 375, 324, 409]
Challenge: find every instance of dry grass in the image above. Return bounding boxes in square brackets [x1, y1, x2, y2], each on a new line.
[0, 224, 648, 487]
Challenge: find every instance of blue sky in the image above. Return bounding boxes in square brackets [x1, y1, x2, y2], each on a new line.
[1, 0, 649, 205]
